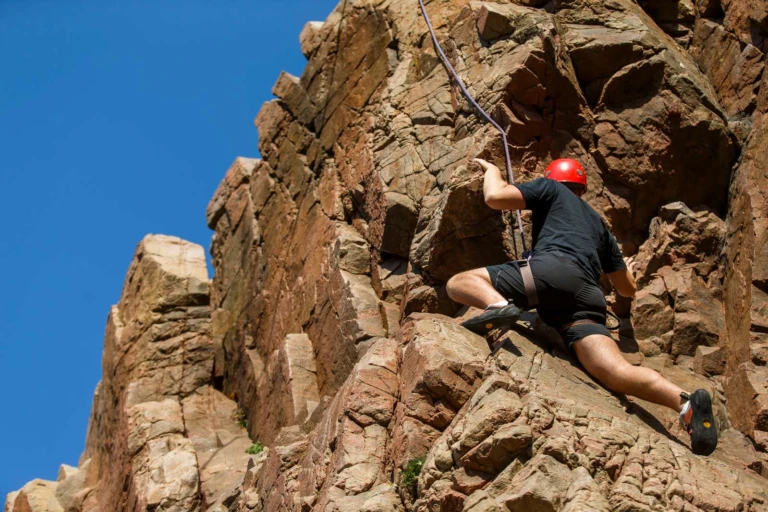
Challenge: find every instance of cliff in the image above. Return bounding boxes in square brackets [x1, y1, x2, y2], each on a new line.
[8, 0, 768, 510]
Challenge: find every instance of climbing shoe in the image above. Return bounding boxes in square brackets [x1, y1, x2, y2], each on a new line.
[679, 389, 718, 456]
[461, 304, 522, 336]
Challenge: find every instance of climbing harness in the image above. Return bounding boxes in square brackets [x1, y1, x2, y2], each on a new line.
[417, 0, 528, 257]
[518, 259, 539, 307]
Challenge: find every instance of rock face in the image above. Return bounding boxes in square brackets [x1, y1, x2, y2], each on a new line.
[10, 0, 768, 510]
[6, 236, 256, 512]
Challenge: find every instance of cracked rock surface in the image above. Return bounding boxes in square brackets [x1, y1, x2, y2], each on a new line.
[8, 0, 768, 510]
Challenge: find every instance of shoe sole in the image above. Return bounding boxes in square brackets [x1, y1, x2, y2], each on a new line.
[461, 307, 521, 336]
[689, 389, 718, 456]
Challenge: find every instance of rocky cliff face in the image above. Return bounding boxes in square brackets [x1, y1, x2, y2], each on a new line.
[8, 0, 768, 511]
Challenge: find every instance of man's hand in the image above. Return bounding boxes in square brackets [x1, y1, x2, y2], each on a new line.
[608, 256, 638, 298]
[473, 158, 499, 174]
[624, 256, 636, 276]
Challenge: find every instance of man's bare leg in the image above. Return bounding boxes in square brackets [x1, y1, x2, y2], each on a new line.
[574, 334, 686, 413]
[446, 268, 506, 309]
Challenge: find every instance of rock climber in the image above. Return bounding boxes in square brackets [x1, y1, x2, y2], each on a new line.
[446, 157, 719, 456]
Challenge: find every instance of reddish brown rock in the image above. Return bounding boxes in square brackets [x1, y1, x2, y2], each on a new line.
[727, 363, 768, 439]
[13, 0, 768, 510]
[721, 0, 768, 48]
[410, 173, 510, 283]
[252, 338, 401, 511]
[416, 329, 767, 512]
[695, 345, 727, 376]
[207, 154, 389, 442]
[392, 316, 490, 482]
[724, 101, 768, 442]
[636, 202, 725, 284]
[632, 202, 727, 358]
[690, 18, 765, 120]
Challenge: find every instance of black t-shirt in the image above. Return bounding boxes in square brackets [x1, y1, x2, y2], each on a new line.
[516, 178, 625, 284]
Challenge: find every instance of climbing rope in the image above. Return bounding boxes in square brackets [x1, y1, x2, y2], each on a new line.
[417, 0, 528, 255]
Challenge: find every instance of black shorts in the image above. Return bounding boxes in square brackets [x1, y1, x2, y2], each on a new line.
[486, 252, 612, 349]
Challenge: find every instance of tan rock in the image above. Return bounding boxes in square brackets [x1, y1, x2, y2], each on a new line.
[54, 460, 90, 512]
[299, 21, 324, 58]
[10, 480, 62, 512]
[753, 342, 768, 365]
[460, 424, 533, 473]
[281, 333, 321, 423]
[69, 235, 213, 512]
[4, 493, 17, 512]
[561, 466, 611, 512]
[55, 466, 76, 483]
[497, 455, 572, 512]
[334, 223, 370, 276]
[371, 256, 407, 304]
[181, 387, 253, 508]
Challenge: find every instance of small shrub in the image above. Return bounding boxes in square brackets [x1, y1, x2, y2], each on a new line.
[400, 457, 425, 489]
[246, 442, 264, 455]
[234, 407, 248, 429]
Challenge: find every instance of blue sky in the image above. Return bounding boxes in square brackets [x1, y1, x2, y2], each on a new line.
[0, 0, 338, 497]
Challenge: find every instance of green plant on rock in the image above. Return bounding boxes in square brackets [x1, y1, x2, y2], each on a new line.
[400, 457, 425, 489]
[234, 406, 248, 429]
[246, 441, 264, 455]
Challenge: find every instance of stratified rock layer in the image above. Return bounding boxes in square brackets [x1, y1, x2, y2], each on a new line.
[9, 0, 768, 510]
[7, 236, 257, 512]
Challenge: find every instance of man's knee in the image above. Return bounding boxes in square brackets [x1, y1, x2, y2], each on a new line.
[446, 269, 489, 299]
[574, 334, 632, 387]
[446, 274, 462, 300]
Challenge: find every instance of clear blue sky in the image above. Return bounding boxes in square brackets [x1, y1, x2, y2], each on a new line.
[0, 0, 338, 497]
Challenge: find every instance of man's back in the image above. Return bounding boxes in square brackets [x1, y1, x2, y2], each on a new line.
[516, 178, 625, 283]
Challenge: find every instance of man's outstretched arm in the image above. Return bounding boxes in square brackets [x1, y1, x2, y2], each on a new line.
[474, 158, 526, 211]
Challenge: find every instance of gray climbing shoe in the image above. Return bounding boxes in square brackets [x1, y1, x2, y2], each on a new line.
[461, 304, 522, 336]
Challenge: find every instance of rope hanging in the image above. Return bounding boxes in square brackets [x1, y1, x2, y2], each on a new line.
[417, 0, 528, 254]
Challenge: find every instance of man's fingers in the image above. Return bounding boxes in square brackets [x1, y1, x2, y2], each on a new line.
[473, 158, 497, 172]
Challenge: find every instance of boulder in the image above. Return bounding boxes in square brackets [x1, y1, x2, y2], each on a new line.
[8, 480, 62, 512]
[694, 345, 726, 376]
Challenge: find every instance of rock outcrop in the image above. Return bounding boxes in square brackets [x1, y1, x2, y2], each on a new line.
[9, 0, 768, 510]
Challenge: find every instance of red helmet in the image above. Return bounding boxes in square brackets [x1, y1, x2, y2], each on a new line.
[544, 159, 587, 189]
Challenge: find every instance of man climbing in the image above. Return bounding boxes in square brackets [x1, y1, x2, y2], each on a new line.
[447, 157, 718, 456]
